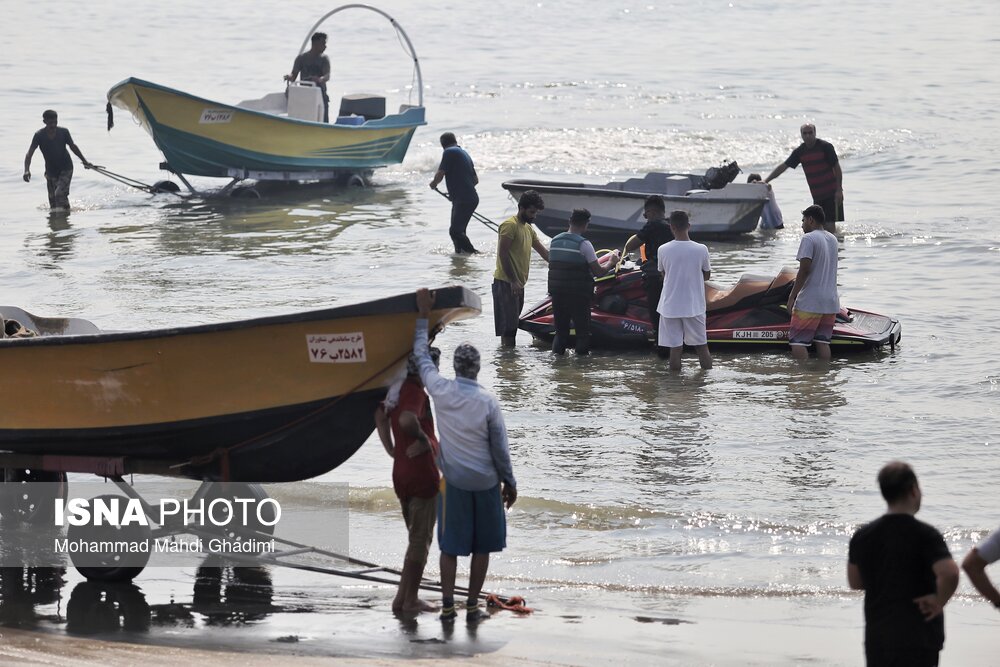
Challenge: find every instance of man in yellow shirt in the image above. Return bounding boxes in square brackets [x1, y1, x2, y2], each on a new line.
[493, 190, 549, 347]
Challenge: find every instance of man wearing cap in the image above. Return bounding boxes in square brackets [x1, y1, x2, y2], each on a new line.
[657, 210, 713, 371]
[493, 190, 549, 347]
[763, 123, 843, 232]
[23, 109, 93, 211]
[374, 347, 442, 614]
[787, 204, 839, 361]
[413, 288, 517, 624]
[547, 208, 618, 355]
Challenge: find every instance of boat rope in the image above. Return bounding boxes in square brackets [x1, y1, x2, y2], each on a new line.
[433, 188, 500, 232]
[177, 322, 447, 479]
[87, 164, 183, 197]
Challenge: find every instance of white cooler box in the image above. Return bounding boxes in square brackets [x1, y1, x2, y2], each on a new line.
[287, 83, 324, 121]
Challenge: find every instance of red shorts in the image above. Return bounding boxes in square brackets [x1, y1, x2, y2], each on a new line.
[789, 310, 836, 346]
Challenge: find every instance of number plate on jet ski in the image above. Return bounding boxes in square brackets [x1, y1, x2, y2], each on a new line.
[732, 330, 785, 339]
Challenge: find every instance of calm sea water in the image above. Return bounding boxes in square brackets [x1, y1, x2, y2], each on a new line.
[1, 0, 998, 661]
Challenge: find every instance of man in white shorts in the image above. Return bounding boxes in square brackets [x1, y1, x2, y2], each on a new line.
[656, 210, 713, 371]
[962, 526, 1000, 610]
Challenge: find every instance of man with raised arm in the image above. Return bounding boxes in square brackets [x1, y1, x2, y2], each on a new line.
[412, 288, 518, 624]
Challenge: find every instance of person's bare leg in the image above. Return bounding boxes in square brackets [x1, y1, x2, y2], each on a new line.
[669, 346, 683, 371]
[467, 553, 490, 601]
[392, 562, 408, 613]
[695, 344, 712, 369]
[791, 344, 810, 361]
[815, 341, 832, 361]
[400, 558, 436, 613]
[440, 552, 457, 601]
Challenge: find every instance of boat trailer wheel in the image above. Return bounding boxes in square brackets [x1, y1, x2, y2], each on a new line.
[230, 186, 261, 199]
[69, 493, 152, 583]
[0, 468, 68, 524]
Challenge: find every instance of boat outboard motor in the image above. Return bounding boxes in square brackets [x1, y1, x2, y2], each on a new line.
[703, 161, 741, 190]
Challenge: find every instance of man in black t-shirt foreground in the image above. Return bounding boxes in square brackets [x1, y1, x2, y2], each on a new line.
[622, 195, 673, 357]
[848, 461, 959, 667]
[23, 109, 92, 211]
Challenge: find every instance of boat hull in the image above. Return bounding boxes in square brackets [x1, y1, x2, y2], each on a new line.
[502, 178, 767, 241]
[108, 78, 425, 178]
[0, 287, 479, 482]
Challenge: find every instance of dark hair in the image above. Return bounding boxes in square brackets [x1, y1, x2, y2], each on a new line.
[747, 173, 762, 183]
[668, 209, 690, 228]
[42, 109, 58, 120]
[518, 190, 545, 211]
[878, 461, 918, 503]
[569, 208, 591, 225]
[802, 204, 825, 224]
[440, 132, 457, 148]
[644, 195, 665, 212]
[311, 32, 327, 43]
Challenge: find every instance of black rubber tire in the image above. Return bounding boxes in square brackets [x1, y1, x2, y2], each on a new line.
[231, 186, 261, 199]
[0, 469, 68, 524]
[151, 180, 181, 193]
[67, 493, 152, 582]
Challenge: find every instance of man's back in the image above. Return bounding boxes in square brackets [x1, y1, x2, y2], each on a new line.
[849, 514, 951, 652]
[440, 146, 477, 201]
[794, 229, 839, 314]
[657, 240, 710, 318]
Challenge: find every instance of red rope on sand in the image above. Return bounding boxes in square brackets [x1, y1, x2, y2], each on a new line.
[486, 594, 533, 614]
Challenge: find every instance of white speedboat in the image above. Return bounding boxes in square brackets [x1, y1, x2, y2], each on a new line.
[502, 167, 768, 241]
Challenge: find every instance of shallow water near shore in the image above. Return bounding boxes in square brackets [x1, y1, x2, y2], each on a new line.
[1, 0, 999, 664]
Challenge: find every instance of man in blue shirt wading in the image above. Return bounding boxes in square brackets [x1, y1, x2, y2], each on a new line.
[413, 288, 518, 624]
[430, 132, 480, 254]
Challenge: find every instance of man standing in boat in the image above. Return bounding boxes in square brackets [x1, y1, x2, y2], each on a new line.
[494, 190, 549, 347]
[430, 132, 480, 254]
[374, 348, 442, 614]
[787, 205, 839, 362]
[763, 123, 843, 232]
[547, 208, 618, 355]
[622, 195, 674, 354]
[657, 210, 713, 371]
[23, 110, 92, 211]
[284, 32, 331, 122]
[413, 288, 518, 624]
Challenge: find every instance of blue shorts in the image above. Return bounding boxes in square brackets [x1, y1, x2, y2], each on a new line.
[437, 479, 506, 556]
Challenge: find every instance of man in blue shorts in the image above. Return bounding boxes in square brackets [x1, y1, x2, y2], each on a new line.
[413, 288, 518, 624]
[787, 204, 839, 361]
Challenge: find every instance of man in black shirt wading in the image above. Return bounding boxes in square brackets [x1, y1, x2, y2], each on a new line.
[23, 109, 92, 211]
[847, 461, 959, 667]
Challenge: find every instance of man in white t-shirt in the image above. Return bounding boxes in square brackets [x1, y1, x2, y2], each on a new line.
[657, 210, 712, 371]
[787, 204, 840, 361]
[962, 527, 1000, 610]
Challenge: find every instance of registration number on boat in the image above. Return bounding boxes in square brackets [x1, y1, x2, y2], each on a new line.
[732, 330, 784, 340]
[307, 333, 367, 363]
[200, 109, 233, 124]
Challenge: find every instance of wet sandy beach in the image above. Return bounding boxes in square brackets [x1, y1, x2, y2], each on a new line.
[1, 563, 996, 666]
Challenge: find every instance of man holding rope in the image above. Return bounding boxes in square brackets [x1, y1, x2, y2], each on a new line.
[430, 132, 480, 254]
[23, 110, 92, 211]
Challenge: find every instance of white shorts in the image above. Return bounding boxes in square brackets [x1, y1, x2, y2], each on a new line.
[658, 314, 707, 348]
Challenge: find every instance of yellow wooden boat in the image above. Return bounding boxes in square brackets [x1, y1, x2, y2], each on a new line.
[0, 286, 479, 482]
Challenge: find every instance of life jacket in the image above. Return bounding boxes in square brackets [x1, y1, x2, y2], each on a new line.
[547, 232, 593, 295]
